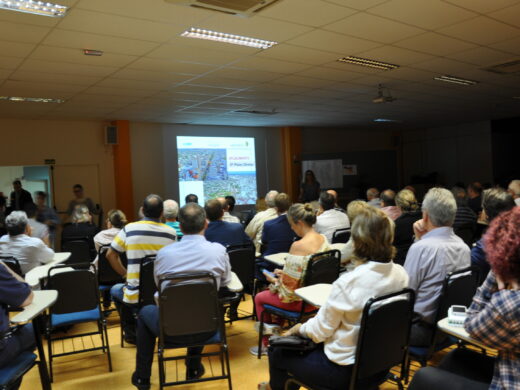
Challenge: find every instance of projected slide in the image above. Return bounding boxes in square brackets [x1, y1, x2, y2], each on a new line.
[177, 136, 257, 205]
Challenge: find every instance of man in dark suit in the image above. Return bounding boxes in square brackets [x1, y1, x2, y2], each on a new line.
[9, 180, 33, 212]
[204, 199, 251, 247]
[255, 193, 297, 281]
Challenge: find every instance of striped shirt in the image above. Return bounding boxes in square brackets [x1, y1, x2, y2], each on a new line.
[111, 218, 176, 304]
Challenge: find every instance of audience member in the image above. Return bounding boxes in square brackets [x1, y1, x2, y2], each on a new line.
[163, 199, 183, 239]
[185, 193, 199, 205]
[0, 211, 54, 274]
[0, 196, 6, 236]
[326, 189, 344, 212]
[61, 205, 99, 255]
[404, 187, 470, 346]
[366, 187, 381, 208]
[467, 182, 483, 215]
[246, 190, 279, 252]
[260, 207, 408, 390]
[218, 197, 240, 224]
[24, 203, 50, 247]
[314, 191, 350, 243]
[107, 195, 176, 344]
[299, 170, 320, 203]
[507, 179, 520, 206]
[66, 184, 98, 216]
[9, 180, 33, 212]
[339, 200, 370, 266]
[451, 186, 477, 245]
[131, 203, 232, 390]
[0, 261, 36, 390]
[393, 189, 421, 265]
[204, 199, 251, 247]
[225, 195, 240, 219]
[380, 189, 402, 220]
[251, 203, 329, 356]
[471, 188, 515, 281]
[94, 209, 127, 254]
[260, 193, 297, 257]
[35, 191, 59, 248]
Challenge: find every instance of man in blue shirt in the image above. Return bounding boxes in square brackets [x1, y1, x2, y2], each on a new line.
[132, 203, 232, 390]
[0, 262, 35, 390]
[204, 199, 251, 247]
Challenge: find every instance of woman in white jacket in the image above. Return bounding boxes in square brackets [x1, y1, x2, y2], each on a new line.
[259, 206, 409, 390]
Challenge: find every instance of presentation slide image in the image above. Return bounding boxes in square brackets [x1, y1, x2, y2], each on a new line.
[179, 181, 204, 206]
[204, 174, 257, 204]
[178, 149, 228, 181]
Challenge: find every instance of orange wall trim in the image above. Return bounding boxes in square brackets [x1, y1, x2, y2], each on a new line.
[281, 127, 302, 202]
[112, 120, 135, 221]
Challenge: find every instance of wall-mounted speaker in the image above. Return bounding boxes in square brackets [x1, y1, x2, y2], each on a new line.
[105, 125, 118, 145]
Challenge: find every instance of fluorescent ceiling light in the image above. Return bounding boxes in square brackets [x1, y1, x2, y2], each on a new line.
[337, 56, 399, 70]
[0, 0, 67, 17]
[374, 118, 401, 123]
[0, 96, 65, 103]
[181, 27, 277, 50]
[433, 75, 478, 86]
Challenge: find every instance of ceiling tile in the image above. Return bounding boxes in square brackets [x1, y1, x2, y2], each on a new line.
[492, 36, 520, 55]
[58, 9, 180, 43]
[260, 0, 357, 27]
[0, 21, 50, 44]
[208, 67, 285, 83]
[446, 46, 517, 66]
[324, 13, 425, 44]
[199, 14, 313, 42]
[368, 0, 477, 29]
[170, 84, 239, 96]
[146, 43, 248, 65]
[186, 76, 260, 89]
[127, 58, 216, 74]
[256, 43, 341, 65]
[8, 70, 102, 86]
[412, 57, 475, 74]
[29, 45, 138, 67]
[296, 66, 366, 82]
[273, 75, 336, 88]
[356, 46, 435, 66]
[94, 78, 169, 91]
[438, 16, 520, 45]
[19, 58, 118, 77]
[0, 40, 36, 58]
[442, 0, 520, 14]
[395, 32, 476, 56]
[287, 30, 382, 54]
[83, 86, 156, 97]
[110, 69, 194, 83]
[489, 3, 520, 28]
[325, 0, 390, 11]
[0, 56, 24, 70]
[43, 29, 159, 56]
[231, 57, 312, 74]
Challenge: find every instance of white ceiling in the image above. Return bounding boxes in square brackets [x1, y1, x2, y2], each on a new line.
[0, 0, 519, 128]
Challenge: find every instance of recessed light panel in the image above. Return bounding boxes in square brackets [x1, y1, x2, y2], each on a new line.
[181, 28, 277, 50]
[0, 96, 65, 103]
[433, 75, 478, 86]
[337, 56, 399, 71]
[0, 0, 67, 17]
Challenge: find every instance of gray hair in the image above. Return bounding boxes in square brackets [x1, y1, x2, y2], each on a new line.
[265, 190, 279, 208]
[422, 187, 457, 227]
[509, 180, 520, 197]
[72, 205, 90, 223]
[163, 199, 179, 220]
[5, 211, 28, 236]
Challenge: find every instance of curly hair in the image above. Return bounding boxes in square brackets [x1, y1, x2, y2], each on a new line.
[484, 207, 520, 282]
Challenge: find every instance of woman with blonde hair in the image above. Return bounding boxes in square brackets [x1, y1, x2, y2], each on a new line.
[340, 200, 371, 266]
[259, 207, 408, 390]
[394, 189, 421, 264]
[251, 203, 330, 356]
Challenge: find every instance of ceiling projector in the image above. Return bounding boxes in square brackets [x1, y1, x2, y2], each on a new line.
[373, 84, 396, 104]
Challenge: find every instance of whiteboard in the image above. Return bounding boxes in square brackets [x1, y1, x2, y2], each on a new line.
[302, 159, 343, 189]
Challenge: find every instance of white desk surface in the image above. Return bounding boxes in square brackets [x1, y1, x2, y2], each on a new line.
[437, 317, 495, 351]
[264, 252, 288, 267]
[11, 290, 58, 323]
[227, 272, 243, 292]
[295, 283, 332, 308]
[26, 263, 74, 288]
[330, 243, 346, 251]
[52, 252, 71, 263]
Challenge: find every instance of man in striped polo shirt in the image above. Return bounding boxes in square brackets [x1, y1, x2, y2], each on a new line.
[108, 194, 176, 344]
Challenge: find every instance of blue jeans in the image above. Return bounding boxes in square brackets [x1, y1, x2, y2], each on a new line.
[135, 305, 216, 379]
[111, 284, 138, 338]
[0, 324, 36, 389]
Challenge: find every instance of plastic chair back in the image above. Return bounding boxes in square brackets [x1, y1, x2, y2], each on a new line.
[97, 245, 125, 285]
[139, 255, 157, 307]
[0, 256, 22, 276]
[227, 243, 255, 293]
[332, 228, 351, 244]
[62, 239, 92, 266]
[351, 288, 415, 386]
[304, 249, 341, 286]
[46, 264, 99, 315]
[158, 272, 221, 337]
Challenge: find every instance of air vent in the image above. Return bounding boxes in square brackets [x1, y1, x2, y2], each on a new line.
[164, 0, 280, 16]
[482, 59, 520, 75]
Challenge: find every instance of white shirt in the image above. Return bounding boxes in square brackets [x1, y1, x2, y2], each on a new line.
[0, 234, 55, 274]
[300, 261, 409, 365]
[515, 198, 520, 207]
[404, 226, 470, 323]
[222, 212, 240, 224]
[314, 209, 350, 243]
[28, 219, 49, 242]
[245, 207, 278, 251]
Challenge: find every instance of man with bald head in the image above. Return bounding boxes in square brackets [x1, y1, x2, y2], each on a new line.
[245, 190, 279, 252]
[217, 197, 240, 224]
[326, 189, 345, 213]
[380, 189, 402, 220]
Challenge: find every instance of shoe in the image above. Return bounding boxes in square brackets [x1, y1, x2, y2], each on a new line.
[254, 322, 281, 335]
[124, 335, 136, 345]
[186, 364, 205, 380]
[131, 372, 150, 390]
[249, 345, 268, 356]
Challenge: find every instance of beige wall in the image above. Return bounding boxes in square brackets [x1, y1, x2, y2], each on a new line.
[0, 118, 116, 217]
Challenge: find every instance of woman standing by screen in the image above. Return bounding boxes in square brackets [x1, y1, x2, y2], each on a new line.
[299, 170, 320, 203]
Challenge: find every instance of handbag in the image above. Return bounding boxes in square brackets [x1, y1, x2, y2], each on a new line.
[269, 335, 318, 352]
